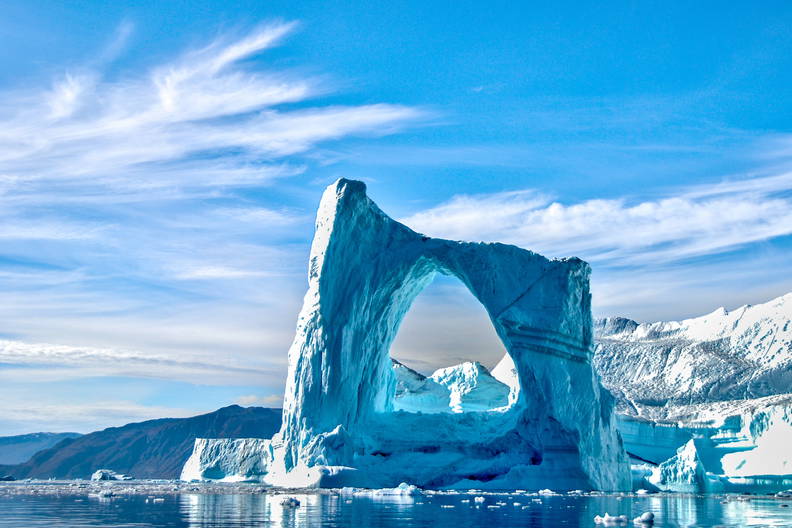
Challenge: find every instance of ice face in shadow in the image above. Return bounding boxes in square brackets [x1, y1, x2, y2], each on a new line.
[182, 178, 630, 490]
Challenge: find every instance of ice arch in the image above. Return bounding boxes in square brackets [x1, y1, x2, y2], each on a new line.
[267, 179, 629, 490]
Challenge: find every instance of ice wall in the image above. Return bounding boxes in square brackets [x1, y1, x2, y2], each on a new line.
[183, 178, 630, 490]
[619, 395, 792, 493]
[182, 439, 272, 482]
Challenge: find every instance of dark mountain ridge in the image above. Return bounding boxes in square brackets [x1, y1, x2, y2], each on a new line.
[0, 432, 82, 465]
[0, 405, 281, 480]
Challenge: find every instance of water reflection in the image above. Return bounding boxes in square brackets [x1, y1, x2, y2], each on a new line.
[180, 492, 319, 527]
[176, 491, 792, 528]
[1, 490, 791, 527]
[180, 491, 424, 528]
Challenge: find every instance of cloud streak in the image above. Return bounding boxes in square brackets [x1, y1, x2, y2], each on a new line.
[402, 172, 792, 266]
[0, 22, 421, 197]
[0, 399, 196, 435]
[0, 338, 281, 387]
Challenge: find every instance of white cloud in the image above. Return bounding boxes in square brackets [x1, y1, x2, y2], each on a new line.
[0, 399, 196, 435]
[402, 172, 792, 266]
[0, 21, 422, 388]
[235, 394, 283, 407]
[173, 266, 277, 280]
[0, 339, 280, 386]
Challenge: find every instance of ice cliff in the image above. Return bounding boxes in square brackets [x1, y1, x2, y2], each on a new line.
[182, 178, 630, 490]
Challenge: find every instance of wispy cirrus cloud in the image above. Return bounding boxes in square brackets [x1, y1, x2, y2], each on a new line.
[0, 21, 425, 434]
[235, 394, 284, 407]
[0, 339, 279, 386]
[0, 21, 422, 196]
[0, 399, 197, 436]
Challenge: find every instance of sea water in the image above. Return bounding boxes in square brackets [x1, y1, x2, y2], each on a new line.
[1, 490, 791, 527]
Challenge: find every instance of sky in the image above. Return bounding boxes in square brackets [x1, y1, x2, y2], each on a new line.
[2, 0, 792, 435]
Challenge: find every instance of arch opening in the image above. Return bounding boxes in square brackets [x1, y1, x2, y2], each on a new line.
[386, 272, 519, 414]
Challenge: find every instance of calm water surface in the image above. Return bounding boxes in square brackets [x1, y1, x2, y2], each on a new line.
[2, 492, 791, 527]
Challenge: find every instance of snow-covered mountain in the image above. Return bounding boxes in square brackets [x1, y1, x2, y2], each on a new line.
[593, 292, 792, 416]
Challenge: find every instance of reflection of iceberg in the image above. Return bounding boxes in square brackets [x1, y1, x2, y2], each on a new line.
[180, 493, 315, 528]
[182, 178, 629, 490]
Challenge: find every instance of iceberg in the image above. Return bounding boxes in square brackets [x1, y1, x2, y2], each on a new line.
[182, 178, 629, 490]
[647, 439, 707, 493]
[181, 438, 272, 482]
[616, 395, 792, 494]
[591, 294, 792, 493]
[91, 469, 132, 481]
[391, 359, 510, 413]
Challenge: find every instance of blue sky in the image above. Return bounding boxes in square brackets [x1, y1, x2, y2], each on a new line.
[2, 1, 792, 434]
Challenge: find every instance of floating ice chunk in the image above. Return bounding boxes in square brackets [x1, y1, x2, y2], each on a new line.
[351, 482, 423, 498]
[371, 482, 422, 496]
[91, 469, 131, 481]
[594, 513, 629, 525]
[632, 511, 654, 525]
[89, 489, 116, 499]
[280, 497, 300, 507]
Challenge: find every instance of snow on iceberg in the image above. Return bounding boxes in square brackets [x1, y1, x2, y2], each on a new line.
[390, 359, 452, 414]
[431, 361, 510, 413]
[182, 178, 630, 490]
